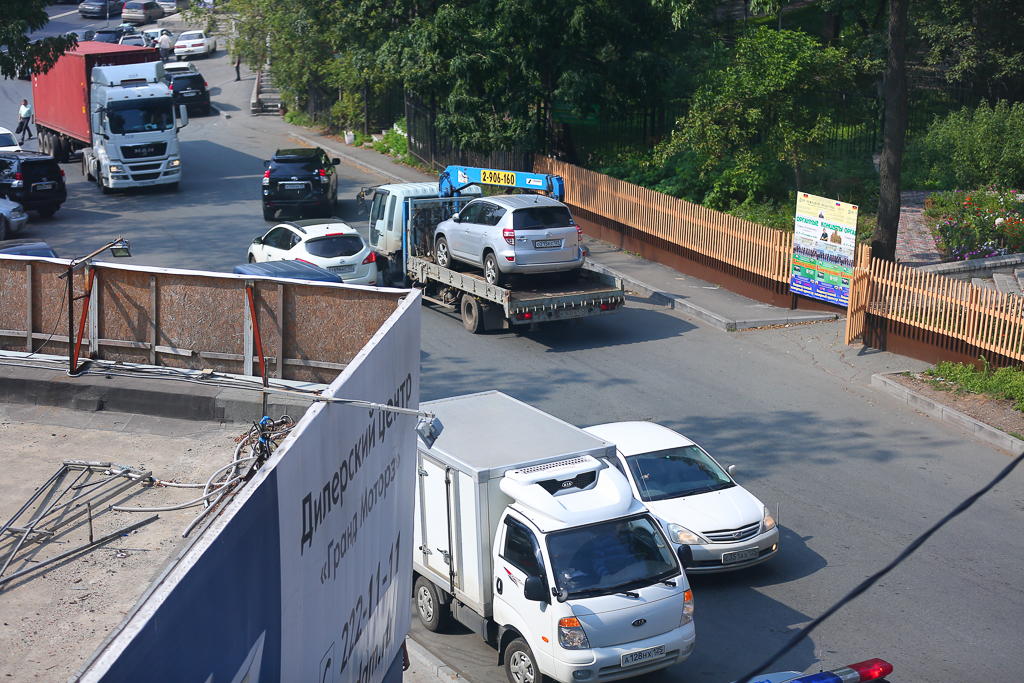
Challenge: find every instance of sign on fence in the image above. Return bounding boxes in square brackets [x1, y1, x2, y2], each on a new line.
[791, 192, 859, 306]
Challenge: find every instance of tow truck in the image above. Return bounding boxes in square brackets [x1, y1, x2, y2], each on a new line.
[360, 166, 624, 334]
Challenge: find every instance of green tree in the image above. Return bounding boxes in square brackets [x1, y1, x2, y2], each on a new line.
[0, 0, 76, 79]
[663, 28, 857, 203]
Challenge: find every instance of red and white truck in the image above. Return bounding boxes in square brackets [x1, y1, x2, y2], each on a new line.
[32, 42, 188, 192]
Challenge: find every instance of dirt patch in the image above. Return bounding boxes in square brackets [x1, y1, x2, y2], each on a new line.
[888, 372, 1024, 439]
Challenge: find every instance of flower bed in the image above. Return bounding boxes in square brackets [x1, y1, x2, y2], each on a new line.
[927, 187, 1024, 261]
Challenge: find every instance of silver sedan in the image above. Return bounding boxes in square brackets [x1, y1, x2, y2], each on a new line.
[0, 197, 29, 240]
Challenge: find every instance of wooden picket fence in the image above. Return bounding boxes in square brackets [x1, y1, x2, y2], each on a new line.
[535, 157, 793, 284]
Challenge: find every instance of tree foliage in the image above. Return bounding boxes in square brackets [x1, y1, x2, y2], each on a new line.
[0, 0, 76, 80]
[663, 28, 857, 202]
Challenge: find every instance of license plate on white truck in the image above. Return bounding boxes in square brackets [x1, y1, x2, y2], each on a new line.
[621, 644, 665, 668]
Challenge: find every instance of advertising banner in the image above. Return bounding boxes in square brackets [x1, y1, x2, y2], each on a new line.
[790, 192, 859, 306]
[275, 298, 420, 683]
[79, 292, 421, 683]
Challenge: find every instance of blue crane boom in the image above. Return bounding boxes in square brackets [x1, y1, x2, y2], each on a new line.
[438, 166, 565, 203]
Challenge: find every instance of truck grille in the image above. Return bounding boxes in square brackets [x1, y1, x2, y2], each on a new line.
[130, 173, 161, 181]
[121, 142, 168, 159]
[704, 522, 761, 543]
[128, 163, 162, 171]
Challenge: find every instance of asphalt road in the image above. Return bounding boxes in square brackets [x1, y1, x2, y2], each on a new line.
[4, 16, 1024, 682]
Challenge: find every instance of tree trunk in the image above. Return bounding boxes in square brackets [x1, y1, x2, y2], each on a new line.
[873, 0, 909, 263]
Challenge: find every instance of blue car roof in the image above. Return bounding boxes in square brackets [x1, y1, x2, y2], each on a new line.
[232, 260, 344, 283]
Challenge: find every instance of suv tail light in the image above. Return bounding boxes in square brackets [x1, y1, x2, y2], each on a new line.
[262, 169, 270, 186]
[318, 169, 328, 183]
[362, 252, 376, 265]
[11, 172, 23, 188]
[204, 81, 208, 87]
[60, 169, 65, 178]
[576, 226, 582, 241]
[168, 82, 173, 90]
[503, 227, 515, 245]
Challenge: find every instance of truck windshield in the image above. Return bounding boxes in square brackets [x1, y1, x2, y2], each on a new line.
[546, 515, 678, 598]
[625, 445, 735, 502]
[106, 99, 175, 134]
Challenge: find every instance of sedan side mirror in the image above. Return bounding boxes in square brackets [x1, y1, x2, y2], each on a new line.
[726, 464, 738, 477]
[331, 158, 340, 166]
[252, 236, 262, 245]
[523, 576, 547, 602]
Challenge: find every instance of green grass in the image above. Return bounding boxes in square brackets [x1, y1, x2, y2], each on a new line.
[925, 359, 1024, 411]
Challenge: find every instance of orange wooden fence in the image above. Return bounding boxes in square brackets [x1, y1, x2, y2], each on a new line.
[535, 157, 793, 283]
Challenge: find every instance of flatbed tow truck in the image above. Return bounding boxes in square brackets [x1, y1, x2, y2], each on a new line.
[361, 166, 625, 333]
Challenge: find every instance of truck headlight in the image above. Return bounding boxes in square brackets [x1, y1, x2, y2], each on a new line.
[680, 589, 694, 626]
[108, 165, 122, 174]
[558, 617, 590, 650]
[169, 159, 180, 168]
[762, 506, 777, 532]
[667, 523, 706, 545]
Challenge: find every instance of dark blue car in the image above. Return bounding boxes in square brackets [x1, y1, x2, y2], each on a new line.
[232, 259, 343, 282]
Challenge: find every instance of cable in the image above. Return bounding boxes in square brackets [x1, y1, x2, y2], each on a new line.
[23, 281, 68, 358]
[733, 449, 1024, 683]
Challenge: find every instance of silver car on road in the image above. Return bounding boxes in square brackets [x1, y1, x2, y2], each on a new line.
[433, 194, 584, 286]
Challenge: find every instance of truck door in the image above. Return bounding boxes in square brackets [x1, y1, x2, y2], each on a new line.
[368, 189, 389, 250]
[493, 515, 553, 669]
[416, 455, 459, 592]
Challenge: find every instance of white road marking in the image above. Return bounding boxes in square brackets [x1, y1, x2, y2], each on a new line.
[51, 9, 81, 19]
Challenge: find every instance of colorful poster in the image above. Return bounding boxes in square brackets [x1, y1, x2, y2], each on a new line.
[791, 192, 859, 307]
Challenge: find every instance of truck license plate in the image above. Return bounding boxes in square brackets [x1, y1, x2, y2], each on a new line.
[33, 182, 54, 191]
[621, 645, 665, 668]
[722, 547, 759, 564]
[534, 239, 561, 248]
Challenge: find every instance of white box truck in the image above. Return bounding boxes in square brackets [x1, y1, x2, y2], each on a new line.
[413, 391, 696, 683]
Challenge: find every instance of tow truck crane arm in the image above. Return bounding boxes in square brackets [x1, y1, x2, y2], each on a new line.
[438, 166, 565, 203]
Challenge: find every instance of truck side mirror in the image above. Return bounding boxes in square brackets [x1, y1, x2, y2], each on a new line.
[177, 104, 188, 128]
[523, 576, 547, 602]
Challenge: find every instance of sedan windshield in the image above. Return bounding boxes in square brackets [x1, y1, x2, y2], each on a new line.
[626, 445, 735, 502]
[0, 132, 17, 147]
[546, 515, 678, 598]
[305, 235, 363, 258]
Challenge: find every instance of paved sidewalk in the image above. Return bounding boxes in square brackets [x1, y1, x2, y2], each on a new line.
[896, 190, 942, 267]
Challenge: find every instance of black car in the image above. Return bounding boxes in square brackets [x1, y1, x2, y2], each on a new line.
[261, 148, 340, 221]
[0, 152, 68, 217]
[79, 0, 126, 18]
[164, 72, 211, 115]
[91, 27, 131, 43]
[0, 239, 59, 258]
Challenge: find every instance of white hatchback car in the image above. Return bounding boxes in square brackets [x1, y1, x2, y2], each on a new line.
[174, 30, 216, 59]
[583, 422, 779, 573]
[248, 219, 378, 285]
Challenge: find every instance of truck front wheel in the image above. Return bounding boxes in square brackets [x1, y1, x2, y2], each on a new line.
[414, 576, 449, 632]
[505, 638, 540, 683]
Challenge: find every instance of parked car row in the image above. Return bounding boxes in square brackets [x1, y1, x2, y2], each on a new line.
[78, 0, 187, 19]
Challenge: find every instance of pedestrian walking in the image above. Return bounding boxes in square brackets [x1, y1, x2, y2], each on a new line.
[234, 55, 241, 81]
[16, 99, 33, 144]
[158, 30, 173, 62]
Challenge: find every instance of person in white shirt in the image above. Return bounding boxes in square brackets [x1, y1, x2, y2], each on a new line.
[17, 100, 33, 144]
[158, 31, 173, 62]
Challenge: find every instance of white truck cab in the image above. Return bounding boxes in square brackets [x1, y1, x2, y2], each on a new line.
[414, 392, 696, 683]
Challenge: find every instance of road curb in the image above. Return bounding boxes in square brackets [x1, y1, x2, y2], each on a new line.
[406, 637, 466, 682]
[584, 260, 837, 332]
[289, 133, 407, 184]
[871, 373, 1024, 455]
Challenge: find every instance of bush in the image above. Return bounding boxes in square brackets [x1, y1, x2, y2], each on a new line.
[903, 100, 1024, 191]
[926, 360, 1024, 412]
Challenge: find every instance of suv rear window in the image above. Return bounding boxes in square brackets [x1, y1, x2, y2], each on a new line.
[172, 75, 204, 89]
[512, 206, 574, 230]
[271, 159, 321, 174]
[22, 159, 61, 182]
[125, 2, 143, 8]
[305, 235, 363, 258]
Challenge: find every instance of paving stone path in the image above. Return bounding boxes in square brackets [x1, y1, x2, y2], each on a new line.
[895, 190, 943, 267]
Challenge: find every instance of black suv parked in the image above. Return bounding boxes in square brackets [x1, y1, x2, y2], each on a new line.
[262, 147, 339, 221]
[164, 72, 211, 115]
[0, 152, 68, 217]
